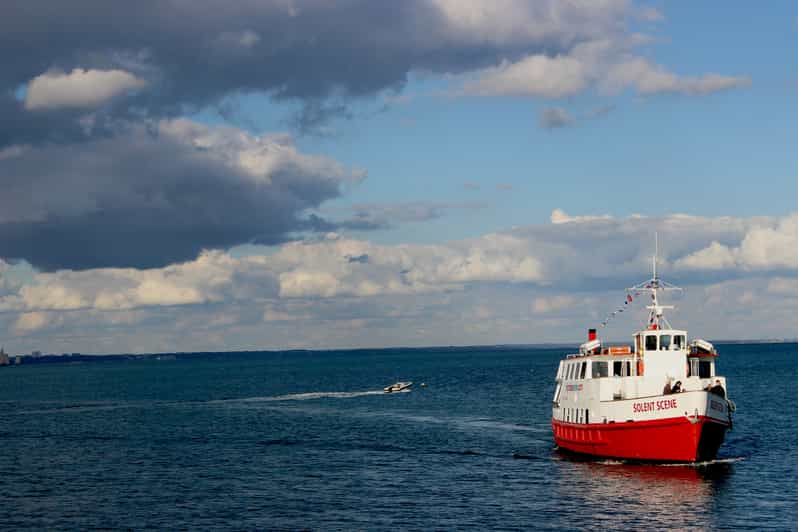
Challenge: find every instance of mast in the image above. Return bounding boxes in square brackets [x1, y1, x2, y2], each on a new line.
[628, 232, 681, 329]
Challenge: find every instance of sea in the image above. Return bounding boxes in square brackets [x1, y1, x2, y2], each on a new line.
[1, 343, 796, 530]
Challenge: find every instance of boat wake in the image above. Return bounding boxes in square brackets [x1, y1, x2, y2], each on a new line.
[658, 456, 746, 467]
[250, 390, 388, 401]
[213, 388, 410, 404]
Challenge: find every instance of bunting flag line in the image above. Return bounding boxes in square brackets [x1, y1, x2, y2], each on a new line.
[600, 293, 635, 328]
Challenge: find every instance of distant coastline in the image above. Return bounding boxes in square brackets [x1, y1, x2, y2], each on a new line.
[3, 339, 797, 366]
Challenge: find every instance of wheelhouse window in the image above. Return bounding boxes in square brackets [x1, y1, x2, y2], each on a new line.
[645, 335, 657, 351]
[699, 360, 712, 379]
[580, 362, 587, 379]
[592, 361, 608, 378]
[660, 335, 671, 350]
[673, 335, 685, 350]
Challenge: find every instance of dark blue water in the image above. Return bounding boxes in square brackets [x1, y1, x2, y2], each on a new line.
[0, 344, 796, 530]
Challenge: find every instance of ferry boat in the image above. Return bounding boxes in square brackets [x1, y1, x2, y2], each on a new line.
[551, 245, 735, 462]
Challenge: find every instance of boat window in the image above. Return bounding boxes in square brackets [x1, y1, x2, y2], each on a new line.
[625, 361, 631, 377]
[660, 335, 671, 350]
[568, 364, 574, 380]
[673, 335, 685, 350]
[699, 360, 711, 379]
[645, 335, 657, 351]
[613, 360, 623, 377]
[592, 361, 608, 378]
[689, 358, 699, 377]
[580, 362, 587, 379]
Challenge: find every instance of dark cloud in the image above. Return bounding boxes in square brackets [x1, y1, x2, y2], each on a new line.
[0, 121, 360, 270]
[0, 1, 628, 269]
[339, 202, 488, 230]
[0, 1, 624, 123]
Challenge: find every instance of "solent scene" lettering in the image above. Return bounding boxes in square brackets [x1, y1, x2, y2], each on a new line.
[632, 398, 677, 413]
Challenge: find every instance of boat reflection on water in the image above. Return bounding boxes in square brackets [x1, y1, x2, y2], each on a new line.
[551, 452, 735, 528]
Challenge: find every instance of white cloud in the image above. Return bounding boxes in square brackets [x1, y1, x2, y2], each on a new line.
[603, 58, 751, 96]
[461, 54, 587, 98]
[158, 119, 365, 186]
[675, 241, 737, 271]
[6, 211, 798, 352]
[677, 214, 798, 271]
[768, 278, 798, 296]
[457, 36, 749, 100]
[550, 208, 612, 224]
[14, 312, 49, 333]
[25, 68, 147, 110]
[737, 215, 798, 269]
[533, 295, 576, 314]
[429, 0, 627, 47]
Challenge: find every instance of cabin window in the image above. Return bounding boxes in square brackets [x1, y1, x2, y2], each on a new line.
[698, 360, 711, 379]
[645, 335, 657, 351]
[580, 362, 587, 379]
[613, 361, 623, 377]
[674, 335, 685, 350]
[660, 335, 671, 350]
[625, 361, 631, 377]
[568, 364, 574, 380]
[592, 361, 608, 378]
[689, 358, 699, 377]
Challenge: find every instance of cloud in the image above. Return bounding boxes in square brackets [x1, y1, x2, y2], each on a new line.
[538, 104, 616, 130]
[459, 38, 749, 101]
[14, 312, 49, 333]
[6, 210, 791, 317]
[0, 119, 364, 270]
[550, 209, 612, 224]
[533, 295, 576, 314]
[6, 210, 798, 350]
[25, 68, 147, 110]
[603, 58, 751, 96]
[0, 0, 629, 118]
[675, 241, 737, 271]
[461, 54, 588, 98]
[334, 201, 487, 230]
[677, 214, 798, 271]
[539, 107, 574, 129]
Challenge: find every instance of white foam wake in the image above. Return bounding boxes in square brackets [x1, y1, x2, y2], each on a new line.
[251, 390, 387, 401]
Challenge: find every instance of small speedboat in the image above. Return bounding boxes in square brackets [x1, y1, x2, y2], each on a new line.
[384, 381, 412, 393]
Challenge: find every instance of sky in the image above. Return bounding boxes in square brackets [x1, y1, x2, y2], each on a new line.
[1, 1, 797, 354]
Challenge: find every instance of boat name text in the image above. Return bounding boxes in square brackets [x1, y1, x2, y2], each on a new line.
[632, 399, 678, 413]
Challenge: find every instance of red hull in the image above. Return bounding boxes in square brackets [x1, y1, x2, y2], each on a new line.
[552, 416, 729, 462]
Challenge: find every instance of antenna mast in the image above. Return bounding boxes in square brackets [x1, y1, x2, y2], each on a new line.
[628, 233, 681, 329]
